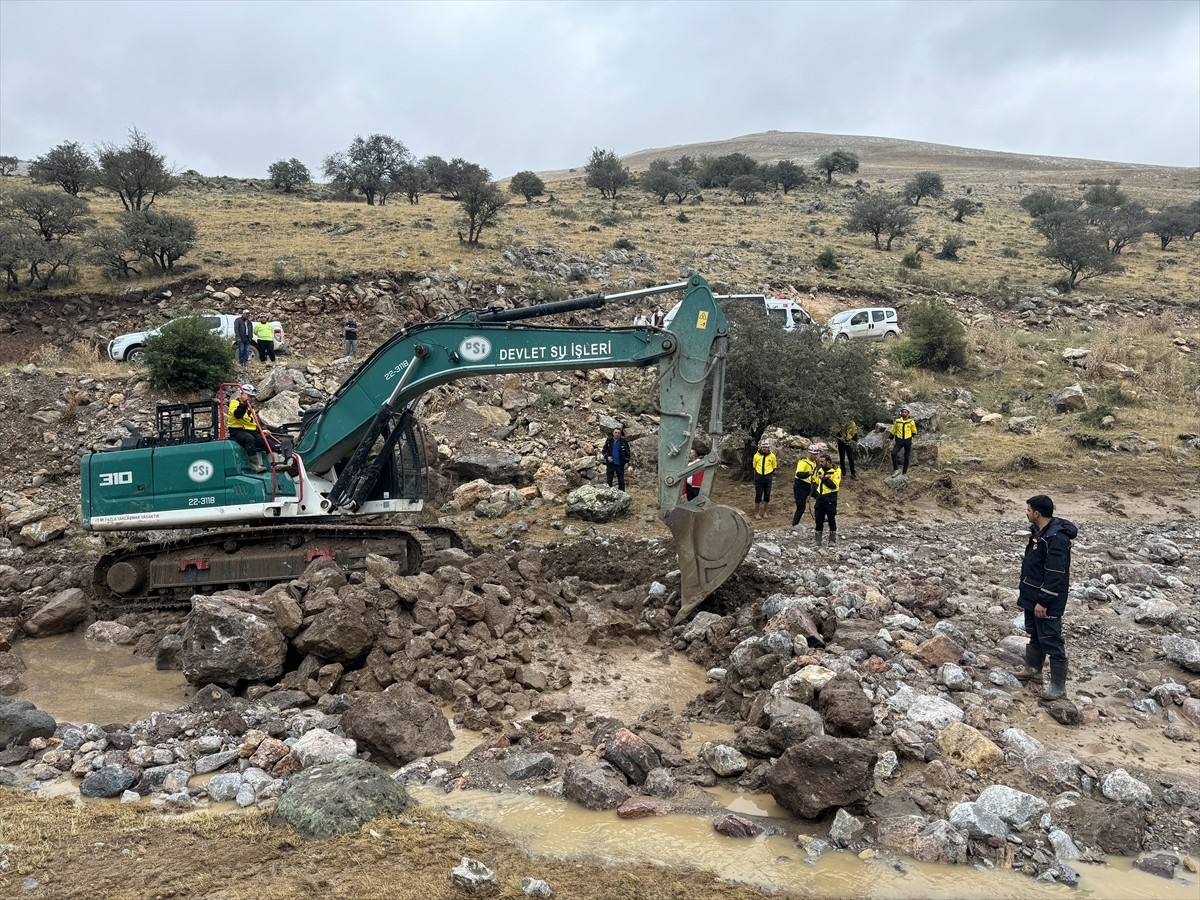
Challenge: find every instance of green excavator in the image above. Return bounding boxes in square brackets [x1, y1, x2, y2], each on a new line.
[81, 274, 753, 622]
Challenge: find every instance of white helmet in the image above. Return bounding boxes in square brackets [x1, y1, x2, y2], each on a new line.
[241, 383, 257, 397]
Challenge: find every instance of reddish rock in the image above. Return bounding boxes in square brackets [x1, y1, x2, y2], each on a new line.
[915, 635, 965, 667]
[617, 797, 672, 819]
[713, 813, 764, 838]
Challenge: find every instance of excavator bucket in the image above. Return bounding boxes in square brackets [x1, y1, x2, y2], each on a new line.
[665, 501, 754, 623]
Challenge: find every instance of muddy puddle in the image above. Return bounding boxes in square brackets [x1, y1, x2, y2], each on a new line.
[8, 634, 1199, 899]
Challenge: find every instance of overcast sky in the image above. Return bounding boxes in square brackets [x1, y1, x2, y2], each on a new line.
[2, 0, 1198, 178]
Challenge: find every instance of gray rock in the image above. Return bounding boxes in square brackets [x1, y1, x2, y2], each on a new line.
[80, 766, 139, 799]
[988, 669, 1024, 689]
[701, 742, 748, 778]
[206, 772, 243, 802]
[1000, 728, 1044, 757]
[194, 750, 240, 774]
[449, 450, 524, 485]
[503, 752, 556, 781]
[1144, 538, 1182, 565]
[451, 857, 500, 893]
[181, 596, 288, 686]
[520, 877, 553, 897]
[1163, 635, 1200, 673]
[565, 484, 631, 522]
[829, 808, 865, 847]
[874, 751, 899, 780]
[1050, 828, 1081, 860]
[0, 698, 55, 749]
[939, 664, 972, 692]
[292, 728, 357, 767]
[340, 683, 454, 766]
[949, 801, 1009, 839]
[22, 588, 91, 637]
[975, 784, 1048, 826]
[1024, 750, 1081, 788]
[270, 758, 414, 838]
[1101, 768, 1152, 804]
[562, 761, 631, 811]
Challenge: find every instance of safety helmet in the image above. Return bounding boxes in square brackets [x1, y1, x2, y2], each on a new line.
[241, 383, 257, 397]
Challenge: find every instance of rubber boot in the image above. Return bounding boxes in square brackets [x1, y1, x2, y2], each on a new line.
[248, 454, 267, 473]
[753, 503, 762, 520]
[792, 511, 801, 527]
[829, 530, 838, 544]
[763, 502, 771, 519]
[1039, 659, 1068, 701]
[813, 530, 823, 548]
[1015, 643, 1045, 685]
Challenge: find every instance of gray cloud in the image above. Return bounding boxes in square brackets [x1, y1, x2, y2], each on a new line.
[2, 0, 1196, 178]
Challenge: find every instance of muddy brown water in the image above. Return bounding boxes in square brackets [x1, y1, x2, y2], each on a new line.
[11, 633, 1200, 899]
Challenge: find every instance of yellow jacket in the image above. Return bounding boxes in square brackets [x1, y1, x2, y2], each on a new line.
[753, 451, 777, 476]
[253, 321, 274, 341]
[890, 417, 917, 440]
[835, 421, 861, 442]
[814, 464, 842, 496]
[227, 397, 258, 432]
[794, 457, 817, 482]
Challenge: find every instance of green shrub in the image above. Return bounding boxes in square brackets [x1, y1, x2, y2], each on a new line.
[613, 237, 636, 251]
[816, 248, 838, 270]
[1078, 404, 1115, 427]
[902, 250, 923, 269]
[533, 387, 565, 408]
[143, 317, 234, 393]
[896, 298, 969, 372]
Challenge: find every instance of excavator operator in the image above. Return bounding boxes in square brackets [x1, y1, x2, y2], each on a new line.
[227, 384, 269, 472]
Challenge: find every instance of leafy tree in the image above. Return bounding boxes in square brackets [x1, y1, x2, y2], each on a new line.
[457, 169, 508, 244]
[729, 174, 765, 204]
[936, 233, 966, 260]
[846, 191, 917, 250]
[144, 316, 234, 394]
[393, 162, 430, 204]
[509, 170, 546, 202]
[322, 134, 410, 205]
[897, 298, 968, 371]
[1035, 210, 1122, 289]
[761, 160, 806, 194]
[267, 158, 311, 193]
[1081, 180, 1128, 219]
[1148, 204, 1200, 250]
[640, 165, 680, 204]
[423, 157, 489, 200]
[29, 141, 97, 196]
[120, 208, 196, 271]
[815, 149, 859, 184]
[950, 198, 982, 223]
[723, 305, 883, 475]
[1, 187, 94, 288]
[95, 127, 174, 211]
[695, 153, 759, 189]
[671, 155, 697, 176]
[1019, 189, 1080, 220]
[421, 155, 452, 193]
[671, 175, 699, 204]
[903, 171, 944, 206]
[0, 155, 18, 176]
[584, 147, 632, 199]
[86, 227, 141, 279]
[1093, 202, 1149, 255]
[0, 220, 34, 289]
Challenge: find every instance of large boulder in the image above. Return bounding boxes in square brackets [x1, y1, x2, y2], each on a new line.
[565, 484, 631, 522]
[603, 728, 661, 785]
[1163, 635, 1200, 673]
[815, 674, 873, 738]
[256, 390, 302, 431]
[339, 684, 453, 766]
[0, 697, 56, 748]
[292, 605, 374, 663]
[448, 449, 524, 485]
[23, 588, 91, 637]
[764, 736, 877, 819]
[562, 761, 632, 811]
[270, 758, 414, 838]
[937, 722, 1004, 773]
[180, 596, 288, 686]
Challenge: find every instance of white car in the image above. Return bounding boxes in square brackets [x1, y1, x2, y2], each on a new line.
[663, 293, 816, 333]
[108, 314, 286, 363]
[826, 306, 902, 341]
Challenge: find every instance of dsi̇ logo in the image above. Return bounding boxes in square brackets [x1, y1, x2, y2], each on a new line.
[188, 460, 215, 483]
[459, 336, 492, 362]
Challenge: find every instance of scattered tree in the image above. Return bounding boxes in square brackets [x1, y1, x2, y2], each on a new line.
[29, 141, 97, 196]
[764, 160, 807, 194]
[640, 163, 680, 204]
[1081, 180, 1128, 219]
[815, 149, 860, 184]
[86, 227, 141, 279]
[1148, 204, 1200, 250]
[937, 233, 966, 260]
[896, 299, 968, 371]
[457, 169, 508, 244]
[509, 170, 546, 202]
[584, 147, 632, 199]
[1019, 189, 1080, 220]
[846, 191, 917, 250]
[143, 316, 234, 394]
[950, 197, 982, 223]
[267, 158, 311, 193]
[421, 155, 453, 193]
[1, 186, 94, 288]
[694, 153, 759, 189]
[393, 162, 430, 205]
[729, 174, 765, 205]
[120, 209, 197, 271]
[723, 305, 882, 475]
[1035, 210, 1123, 289]
[1093, 202, 1149, 255]
[0, 155, 18, 176]
[903, 171, 944, 206]
[95, 127, 174, 211]
[322, 134, 411, 205]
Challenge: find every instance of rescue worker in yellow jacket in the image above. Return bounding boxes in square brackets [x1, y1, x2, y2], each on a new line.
[752, 439, 777, 520]
[792, 444, 819, 527]
[227, 384, 268, 472]
[889, 407, 917, 476]
[253, 318, 276, 363]
[812, 452, 842, 547]
[834, 420, 860, 480]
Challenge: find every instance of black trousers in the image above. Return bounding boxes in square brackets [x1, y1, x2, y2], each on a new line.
[814, 494, 838, 532]
[257, 338, 276, 362]
[792, 481, 811, 525]
[1024, 608, 1066, 662]
[685, 484, 700, 501]
[891, 438, 912, 474]
[230, 428, 266, 457]
[606, 462, 626, 491]
[754, 474, 773, 503]
[837, 439, 857, 477]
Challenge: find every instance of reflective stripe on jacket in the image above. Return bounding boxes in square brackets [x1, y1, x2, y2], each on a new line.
[891, 417, 917, 440]
[795, 457, 817, 482]
[227, 398, 257, 431]
[814, 465, 841, 496]
[753, 452, 777, 476]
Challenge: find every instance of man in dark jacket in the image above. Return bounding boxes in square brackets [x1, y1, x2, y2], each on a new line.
[234, 309, 254, 366]
[602, 428, 631, 491]
[1016, 494, 1078, 700]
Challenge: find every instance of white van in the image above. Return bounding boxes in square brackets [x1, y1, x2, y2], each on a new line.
[662, 293, 815, 333]
[826, 306, 901, 341]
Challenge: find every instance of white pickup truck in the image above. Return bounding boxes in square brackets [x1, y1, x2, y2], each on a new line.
[663, 293, 816, 333]
[108, 314, 286, 363]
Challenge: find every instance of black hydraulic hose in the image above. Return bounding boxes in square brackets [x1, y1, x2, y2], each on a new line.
[476, 293, 606, 323]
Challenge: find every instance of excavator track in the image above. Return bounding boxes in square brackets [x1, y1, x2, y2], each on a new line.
[93, 524, 465, 614]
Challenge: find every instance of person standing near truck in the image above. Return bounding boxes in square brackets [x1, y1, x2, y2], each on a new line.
[234, 309, 254, 367]
[343, 318, 359, 358]
[254, 317, 276, 363]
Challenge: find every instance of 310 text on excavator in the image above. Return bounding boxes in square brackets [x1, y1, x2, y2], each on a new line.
[498, 341, 613, 362]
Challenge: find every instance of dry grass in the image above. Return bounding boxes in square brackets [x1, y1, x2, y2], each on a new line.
[0, 794, 784, 900]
